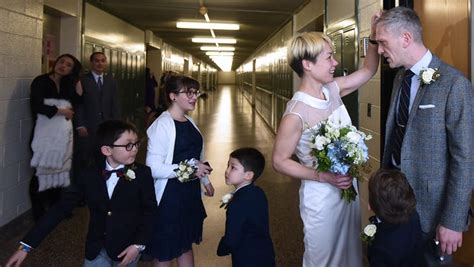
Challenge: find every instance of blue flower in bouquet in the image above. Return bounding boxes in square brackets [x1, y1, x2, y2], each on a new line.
[326, 142, 350, 174]
[330, 162, 350, 175]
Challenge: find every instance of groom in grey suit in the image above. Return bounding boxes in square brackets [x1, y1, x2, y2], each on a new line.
[375, 7, 473, 266]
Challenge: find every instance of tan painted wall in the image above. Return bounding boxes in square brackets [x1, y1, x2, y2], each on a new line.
[84, 3, 145, 53]
[217, 71, 236, 84]
[415, 0, 470, 78]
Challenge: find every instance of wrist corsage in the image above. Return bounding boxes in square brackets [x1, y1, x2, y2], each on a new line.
[220, 192, 234, 209]
[174, 158, 198, 183]
[419, 68, 441, 85]
[360, 223, 377, 244]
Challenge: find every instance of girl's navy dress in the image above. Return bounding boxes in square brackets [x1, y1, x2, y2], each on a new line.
[146, 120, 207, 261]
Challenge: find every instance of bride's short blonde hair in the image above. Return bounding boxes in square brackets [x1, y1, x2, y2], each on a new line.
[287, 32, 333, 77]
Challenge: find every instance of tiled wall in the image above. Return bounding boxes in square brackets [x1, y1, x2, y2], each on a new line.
[0, 0, 43, 226]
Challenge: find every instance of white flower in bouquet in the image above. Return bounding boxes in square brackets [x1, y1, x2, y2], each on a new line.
[174, 158, 198, 183]
[314, 135, 331, 150]
[325, 124, 340, 140]
[346, 131, 362, 144]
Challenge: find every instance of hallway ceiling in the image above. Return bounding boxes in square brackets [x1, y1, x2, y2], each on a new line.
[88, 0, 308, 70]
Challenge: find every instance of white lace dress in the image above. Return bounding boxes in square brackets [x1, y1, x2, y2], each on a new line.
[284, 82, 362, 267]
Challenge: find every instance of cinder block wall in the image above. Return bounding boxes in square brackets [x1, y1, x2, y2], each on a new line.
[0, 0, 43, 226]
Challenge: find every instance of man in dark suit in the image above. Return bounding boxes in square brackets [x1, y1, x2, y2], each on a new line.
[74, 52, 121, 169]
[6, 120, 157, 267]
[375, 7, 473, 266]
[366, 169, 422, 267]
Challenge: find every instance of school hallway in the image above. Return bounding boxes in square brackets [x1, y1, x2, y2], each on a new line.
[0, 85, 304, 266]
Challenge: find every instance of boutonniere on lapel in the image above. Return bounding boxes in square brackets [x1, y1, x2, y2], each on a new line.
[123, 164, 137, 181]
[220, 192, 234, 209]
[360, 222, 377, 245]
[419, 68, 441, 85]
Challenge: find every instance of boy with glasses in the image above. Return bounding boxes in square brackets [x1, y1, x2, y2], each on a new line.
[6, 120, 157, 267]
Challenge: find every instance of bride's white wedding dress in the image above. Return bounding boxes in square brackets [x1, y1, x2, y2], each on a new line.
[284, 82, 362, 267]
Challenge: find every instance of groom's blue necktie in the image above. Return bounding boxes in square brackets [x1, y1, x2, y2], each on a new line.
[393, 69, 414, 166]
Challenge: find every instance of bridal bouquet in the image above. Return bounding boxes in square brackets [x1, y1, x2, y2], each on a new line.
[309, 118, 372, 203]
[174, 158, 198, 183]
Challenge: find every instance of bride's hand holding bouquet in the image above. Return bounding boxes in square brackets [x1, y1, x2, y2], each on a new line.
[317, 172, 353, 190]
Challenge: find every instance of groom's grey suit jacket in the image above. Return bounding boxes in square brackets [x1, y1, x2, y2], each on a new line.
[382, 55, 473, 233]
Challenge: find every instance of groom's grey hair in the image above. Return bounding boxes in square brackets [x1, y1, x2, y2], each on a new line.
[377, 6, 423, 44]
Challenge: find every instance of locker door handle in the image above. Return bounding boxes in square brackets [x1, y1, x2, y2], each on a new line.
[343, 68, 349, 76]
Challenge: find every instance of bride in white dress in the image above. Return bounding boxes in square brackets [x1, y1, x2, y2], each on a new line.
[272, 15, 379, 267]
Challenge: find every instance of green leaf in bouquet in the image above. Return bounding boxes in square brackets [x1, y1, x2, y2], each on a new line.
[316, 151, 331, 172]
[341, 186, 357, 203]
[339, 127, 351, 137]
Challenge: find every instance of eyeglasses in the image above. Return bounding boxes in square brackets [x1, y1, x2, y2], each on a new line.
[108, 141, 141, 151]
[178, 89, 200, 98]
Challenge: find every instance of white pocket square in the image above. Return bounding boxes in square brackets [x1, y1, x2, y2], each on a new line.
[418, 104, 436, 109]
[419, 104, 435, 109]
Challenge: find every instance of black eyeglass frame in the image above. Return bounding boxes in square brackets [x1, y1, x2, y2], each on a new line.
[177, 89, 200, 98]
[107, 141, 141, 151]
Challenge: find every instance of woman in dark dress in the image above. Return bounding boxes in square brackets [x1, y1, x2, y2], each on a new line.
[146, 74, 214, 267]
[29, 54, 83, 221]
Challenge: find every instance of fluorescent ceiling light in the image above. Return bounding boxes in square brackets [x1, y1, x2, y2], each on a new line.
[206, 52, 234, 56]
[201, 46, 235, 51]
[177, 22, 240, 30]
[193, 37, 237, 44]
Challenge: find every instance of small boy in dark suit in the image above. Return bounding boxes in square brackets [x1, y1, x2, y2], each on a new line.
[6, 120, 157, 267]
[217, 147, 275, 267]
[366, 169, 422, 267]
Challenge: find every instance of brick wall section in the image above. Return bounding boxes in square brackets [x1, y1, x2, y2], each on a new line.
[0, 0, 43, 226]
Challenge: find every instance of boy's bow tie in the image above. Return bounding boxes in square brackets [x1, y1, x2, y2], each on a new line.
[102, 168, 125, 180]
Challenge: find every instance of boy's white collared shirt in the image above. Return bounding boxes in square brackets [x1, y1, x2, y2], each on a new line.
[234, 182, 252, 193]
[105, 161, 124, 199]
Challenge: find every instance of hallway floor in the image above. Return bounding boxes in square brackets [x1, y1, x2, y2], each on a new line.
[0, 85, 472, 266]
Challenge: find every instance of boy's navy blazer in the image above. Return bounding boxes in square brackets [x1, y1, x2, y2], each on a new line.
[367, 212, 422, 267]
[217, 184, 275, 267]
[22, 163, 157, 261]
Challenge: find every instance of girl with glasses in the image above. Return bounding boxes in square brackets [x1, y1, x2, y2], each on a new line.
[145, 74, 214, 267]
